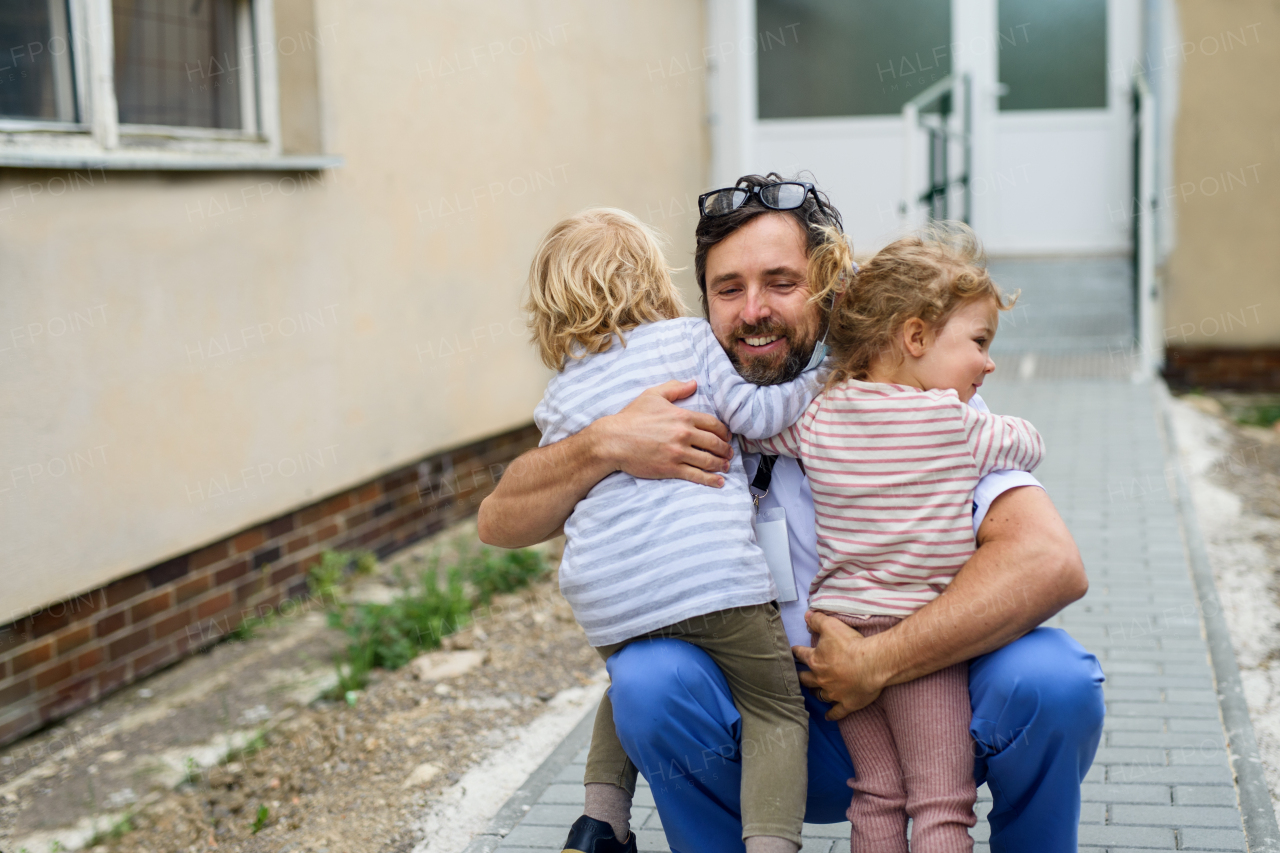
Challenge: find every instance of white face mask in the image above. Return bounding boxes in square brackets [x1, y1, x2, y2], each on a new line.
[803, 337, 829, 372]
[802, 261, 855, 373]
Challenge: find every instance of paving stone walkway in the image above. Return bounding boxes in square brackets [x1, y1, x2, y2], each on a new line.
[482, 376, 1249, 852]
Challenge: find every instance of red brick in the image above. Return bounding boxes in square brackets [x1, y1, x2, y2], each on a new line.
[152, 607, 192, 639]
[297, 501, 327, 527]
[11, 640, 52, 675]
[35, 659, 73, 690]
[189, 541, 229, 571]
[234, 577, 261, 603]
[130, 590, 173, 623]
[48, 676, 93, 713]
[104, 574, 149, 607]
[214, 557, 250, 587]
[131, 644, 175, 677]
[195, 591, 234, 621]
[175, 575, 211, 604]
[269, 561, 302, 586]
[0, 711, 39, 745]
[314, 522, 340, 542]
[108, 627, 150, 662]
[97, 663, 127, 696]
[75, 647, 104, 672]
[354, 483, 380, 505]
[55, 626, 92, 656]
[267, 515, 295, 539]
[96, 610, 126, 638]
[321, 493, 352, 516]
[0, 677, 33, 706]
[25, 605, 72, 638]
[232, 528, 267, 554]
[284, 531, 312, 554]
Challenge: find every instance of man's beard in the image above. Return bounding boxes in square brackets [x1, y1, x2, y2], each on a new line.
[724, 319, 818, 386]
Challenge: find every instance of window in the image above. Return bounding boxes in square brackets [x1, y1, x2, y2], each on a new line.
[0, 0, 77, 122]
[757, 0, 951, 119]
[998, 0, 1108, 111]
[0, 0, 336, 168]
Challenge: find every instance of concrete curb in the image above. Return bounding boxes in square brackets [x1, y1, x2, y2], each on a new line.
[460, 701, 597, 852]
[1157, 382, 1280, 853]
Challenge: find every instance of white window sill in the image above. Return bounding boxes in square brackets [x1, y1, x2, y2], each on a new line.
[0, 148, 342, 171]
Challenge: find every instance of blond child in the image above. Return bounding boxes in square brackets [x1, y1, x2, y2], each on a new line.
[747, 223, 1043, 853]
[527, 208, 816, 853]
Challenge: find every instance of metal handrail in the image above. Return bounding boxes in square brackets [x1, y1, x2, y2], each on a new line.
[901, 73, 971, 225]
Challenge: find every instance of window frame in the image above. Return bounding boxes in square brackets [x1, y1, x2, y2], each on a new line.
[0, 0, 336, 170]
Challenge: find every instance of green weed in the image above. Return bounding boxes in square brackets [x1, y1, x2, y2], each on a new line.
[325, 542, 547, 696]
[250, 803, 269, 834]
[87, 812, 135, 846]
[1236, 403, 1280, 429]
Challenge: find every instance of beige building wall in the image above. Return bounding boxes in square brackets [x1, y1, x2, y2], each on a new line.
[1164, 1, 1280, 348]
[0, 1, 708, 621]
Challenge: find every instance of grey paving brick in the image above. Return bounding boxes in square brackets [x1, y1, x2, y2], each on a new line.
[1108, 731, 1226, 748]
[1081, 782, 1171, 804]
[1175, 786, 1240, 807]
[1106, 764, 1234, 785]
[1077, 823, 1176, 848]
[1104, 715, 1168, 731]
[1177, 827, 1247, 851]
[801, 822, 852, 838]
[1111, 804, 1242, 827]
[1093, 746, 1169, 764]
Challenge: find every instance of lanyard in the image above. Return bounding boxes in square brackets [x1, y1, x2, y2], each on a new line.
[750, 454, 778, 512]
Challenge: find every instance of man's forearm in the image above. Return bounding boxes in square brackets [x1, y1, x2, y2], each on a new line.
[872, 486, 1087, 687]
[477, 427, 614, 548]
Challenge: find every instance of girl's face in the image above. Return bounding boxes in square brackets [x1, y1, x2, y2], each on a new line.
[914, 298, 998, 402]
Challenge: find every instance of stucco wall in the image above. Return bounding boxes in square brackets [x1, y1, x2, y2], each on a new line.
[0, 0, 707, 622]
[1164, 1, 1279, 348]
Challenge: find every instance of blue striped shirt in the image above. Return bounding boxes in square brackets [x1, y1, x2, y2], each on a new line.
[535, 317, 821, 646]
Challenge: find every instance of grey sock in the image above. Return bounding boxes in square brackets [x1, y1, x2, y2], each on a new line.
[745, 837, 800, 853]
[583, 782, 632, 841]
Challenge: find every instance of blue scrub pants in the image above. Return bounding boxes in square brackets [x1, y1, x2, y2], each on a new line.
[606, 627, 1104, 853]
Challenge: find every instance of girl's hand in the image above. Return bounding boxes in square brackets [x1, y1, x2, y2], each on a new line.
[792, 611, 890, 720]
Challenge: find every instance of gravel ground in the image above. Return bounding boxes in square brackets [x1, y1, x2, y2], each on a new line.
[1168, 392, 1280, 824]
[1, 533, 602, 853]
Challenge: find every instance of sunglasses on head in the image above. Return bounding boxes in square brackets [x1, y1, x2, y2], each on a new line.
[697, 181, 818, 218]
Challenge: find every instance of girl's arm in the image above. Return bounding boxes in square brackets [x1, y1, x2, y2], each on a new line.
[958, 401, 1045, 476]
[741, 421, 804, 459]
[691, 322, 821, 439]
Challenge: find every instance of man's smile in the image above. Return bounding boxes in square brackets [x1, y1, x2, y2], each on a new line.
[737, 335, 787, 354]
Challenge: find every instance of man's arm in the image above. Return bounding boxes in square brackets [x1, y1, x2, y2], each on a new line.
[794, 485, 1087, 720]
[477, 380, 734, 548]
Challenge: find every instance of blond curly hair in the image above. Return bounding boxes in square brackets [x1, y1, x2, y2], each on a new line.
[525, 208, 686, 370]
[807, 221, 1018, 385]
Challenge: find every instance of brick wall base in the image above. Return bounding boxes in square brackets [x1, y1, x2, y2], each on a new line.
[0, 423, 540, 747]
[1163, 347, 1280, 391]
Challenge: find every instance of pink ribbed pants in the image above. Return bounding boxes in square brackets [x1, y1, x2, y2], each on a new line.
[830, 614, 977, 853]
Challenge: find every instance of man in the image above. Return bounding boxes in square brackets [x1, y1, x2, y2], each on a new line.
[479, 174, 1104, 853]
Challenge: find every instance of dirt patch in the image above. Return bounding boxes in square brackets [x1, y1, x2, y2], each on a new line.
[1168, 392, 1280, 824]
[0, 532, 601, 853]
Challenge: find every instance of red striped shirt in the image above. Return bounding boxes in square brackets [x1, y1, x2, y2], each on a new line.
[746, 379, 1043, 616]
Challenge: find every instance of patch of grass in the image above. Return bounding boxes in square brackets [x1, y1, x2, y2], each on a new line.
[325, 541, 548, 695]
[250, 803, 269, 834]
[87, 812, 135, 846]
[1236, 403, 1280, 429]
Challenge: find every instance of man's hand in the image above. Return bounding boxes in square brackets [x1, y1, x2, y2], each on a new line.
[597, 380, 733, 487]
[478, 380, 734, 548]
[792, 611, 890, 720]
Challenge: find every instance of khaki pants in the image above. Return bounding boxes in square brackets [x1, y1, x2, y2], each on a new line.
[584, 603, 809, 845]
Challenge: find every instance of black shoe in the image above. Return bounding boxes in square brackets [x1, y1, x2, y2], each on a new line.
[561, 815, 637, 853]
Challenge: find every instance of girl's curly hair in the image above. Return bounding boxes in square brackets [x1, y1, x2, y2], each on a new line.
[807, 221, 1018, 385]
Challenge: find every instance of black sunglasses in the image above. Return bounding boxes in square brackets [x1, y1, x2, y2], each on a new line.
[697, 181, 818, 218]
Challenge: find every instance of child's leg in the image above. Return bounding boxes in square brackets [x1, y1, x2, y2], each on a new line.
[581, 641, 638, 840]
[837, 697, 909, 853]
[666, 604, 809, 849]
[880, 661, 977, 852]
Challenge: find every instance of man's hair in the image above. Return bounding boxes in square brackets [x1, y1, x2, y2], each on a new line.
[806, 220, 1018, 386]
[524, 207, 686, 371]
[693, 172, 844, 315]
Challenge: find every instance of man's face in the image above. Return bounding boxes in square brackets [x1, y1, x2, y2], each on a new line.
[704, 213, 823, 385]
